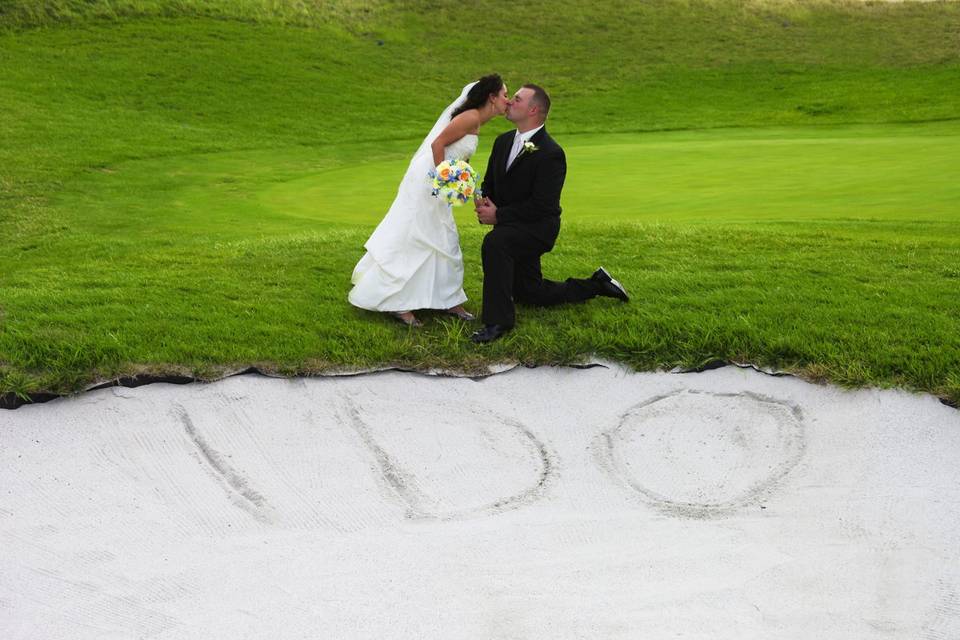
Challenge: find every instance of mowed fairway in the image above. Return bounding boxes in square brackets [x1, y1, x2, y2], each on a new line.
[1, 2, 959, 403]
[267, 123, 960, 225]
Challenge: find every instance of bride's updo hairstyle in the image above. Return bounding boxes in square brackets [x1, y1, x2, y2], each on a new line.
[450, 74, 504, 118]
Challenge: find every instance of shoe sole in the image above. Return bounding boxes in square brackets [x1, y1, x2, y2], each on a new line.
[595, 267, 629, 301]
[609, 278, 628, 300]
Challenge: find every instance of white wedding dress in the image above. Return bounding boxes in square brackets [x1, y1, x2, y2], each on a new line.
[349, 86, 479, 313]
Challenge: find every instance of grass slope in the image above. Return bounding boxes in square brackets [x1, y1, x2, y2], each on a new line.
[1, 1, 959, 403]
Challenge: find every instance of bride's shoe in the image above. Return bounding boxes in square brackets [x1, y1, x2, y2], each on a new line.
[390, 311, 423, 327]
[445, 305, 476, 322]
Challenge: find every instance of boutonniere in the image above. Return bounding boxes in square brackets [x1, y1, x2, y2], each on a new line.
[521, 141, 539, 155]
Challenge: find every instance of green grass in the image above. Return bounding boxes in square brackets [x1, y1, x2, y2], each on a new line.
[2, 1, 959, 404]
[269, 124, 960, 225]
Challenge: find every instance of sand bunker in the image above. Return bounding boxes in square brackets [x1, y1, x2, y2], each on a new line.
[1, 363, 958, 638]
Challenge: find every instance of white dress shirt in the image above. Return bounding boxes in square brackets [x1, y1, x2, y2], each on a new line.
[506, 124, 544, 169]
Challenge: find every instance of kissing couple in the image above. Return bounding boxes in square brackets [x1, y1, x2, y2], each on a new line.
[348, 74, 628, 343]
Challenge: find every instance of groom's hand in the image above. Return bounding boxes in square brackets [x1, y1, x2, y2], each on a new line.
[475, 198, 497, 225]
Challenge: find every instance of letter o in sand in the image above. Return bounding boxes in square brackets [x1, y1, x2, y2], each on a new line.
[599, 390, 805, 518]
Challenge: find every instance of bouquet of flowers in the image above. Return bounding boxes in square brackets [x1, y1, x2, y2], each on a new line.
[429, 159, 478, 206]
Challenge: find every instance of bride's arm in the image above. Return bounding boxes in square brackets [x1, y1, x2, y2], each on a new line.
[430, 111, 480, 166]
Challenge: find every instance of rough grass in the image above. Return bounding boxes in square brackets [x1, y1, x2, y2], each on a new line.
[0, 0, 389, 30]
[3, 0, 950, 30]
[1, 1, 959, 404]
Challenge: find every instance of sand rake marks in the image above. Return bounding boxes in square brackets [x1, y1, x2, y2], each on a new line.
[0, 533, 184, 639]
[922, 577, 960, 640]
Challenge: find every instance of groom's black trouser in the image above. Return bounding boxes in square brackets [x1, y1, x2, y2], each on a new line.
[480, 225, 601, 328]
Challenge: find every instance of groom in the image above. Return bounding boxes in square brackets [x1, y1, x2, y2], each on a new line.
[471, 84, 629, 344]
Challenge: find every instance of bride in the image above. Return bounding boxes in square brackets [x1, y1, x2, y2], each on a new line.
[348, 75, 509, 327]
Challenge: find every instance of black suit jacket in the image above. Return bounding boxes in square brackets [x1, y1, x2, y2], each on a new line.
[480, 127, 566, 250]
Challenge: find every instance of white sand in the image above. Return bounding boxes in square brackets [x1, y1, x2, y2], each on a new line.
[1, 363, 959, 638]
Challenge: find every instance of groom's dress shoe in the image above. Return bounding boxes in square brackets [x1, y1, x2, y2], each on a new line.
[591, 267, 629, 302]
[470, 324, 511, 344]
